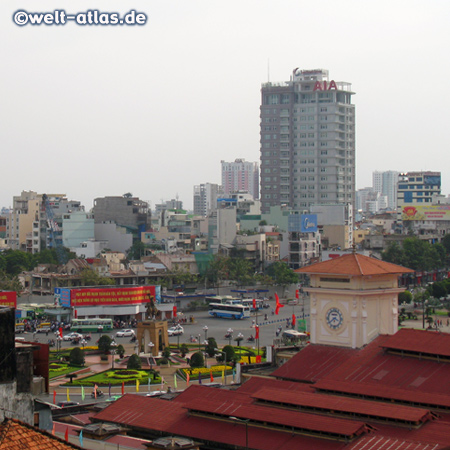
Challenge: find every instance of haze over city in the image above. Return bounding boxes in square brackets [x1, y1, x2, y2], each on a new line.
[1, 0, 449, 210]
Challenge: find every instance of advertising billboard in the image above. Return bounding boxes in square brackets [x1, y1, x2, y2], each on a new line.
[0, 291, 17, 308]
[301, 214, 318, 233]
[402, 205, 450, 221]
[71, 285, 161, 307]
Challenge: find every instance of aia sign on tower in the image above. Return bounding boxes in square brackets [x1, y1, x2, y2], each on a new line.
[313, 80, 337, 91]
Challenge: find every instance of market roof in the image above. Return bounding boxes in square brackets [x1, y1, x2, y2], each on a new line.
[294, 253, 414, 276]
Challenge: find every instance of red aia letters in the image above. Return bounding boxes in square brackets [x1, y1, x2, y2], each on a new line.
[313, 80, 337, 91]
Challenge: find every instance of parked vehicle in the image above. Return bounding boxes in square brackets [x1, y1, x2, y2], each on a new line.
[91, 390, 104, 398]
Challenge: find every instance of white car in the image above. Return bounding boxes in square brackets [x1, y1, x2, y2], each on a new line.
[168, 325, 184, 336]
[116, 329, 135, 337]
[63, 332, 83, 341]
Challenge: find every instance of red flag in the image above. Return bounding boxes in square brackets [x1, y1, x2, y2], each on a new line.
[292, 314, 296, 327]
[210, 370, 214, 383]
[94, 384, 98, 399]
[295, 290, 299, 299]
[59, 327, 63, 338]
[275, 293, 284, 315]
[74, 309, 78, 319]
[173, 305, 177, 317]
[65, 427, 69, 441]
[186, 372, 190, 387]
[121, 381, 124, 395]
[252, 298, 256, 310]
[255, 326, 259, 339]
[53, 390, 56, 404]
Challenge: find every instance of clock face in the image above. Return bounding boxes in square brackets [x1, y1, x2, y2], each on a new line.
[326, 307, 344, 330]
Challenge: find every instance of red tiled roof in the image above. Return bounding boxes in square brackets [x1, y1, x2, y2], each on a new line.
[295, 253, 414, 276]
[0, 419, 82, 450]
[272, 344, 356, 382]
[381, 328, 450, 358]
[173, 384, 253, 405]
[236, 377, 315, 395]
[252, 388, 433, 424]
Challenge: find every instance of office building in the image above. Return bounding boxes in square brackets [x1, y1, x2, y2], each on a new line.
[397, 171, 441, 222]
[260, 68, 355, 214]
[193, 183, 221, 217]
[373, 170, 399, 210]
[221, 159, 259, 199]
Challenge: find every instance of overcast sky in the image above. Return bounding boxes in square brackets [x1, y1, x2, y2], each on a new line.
[1, 0, 449, 211]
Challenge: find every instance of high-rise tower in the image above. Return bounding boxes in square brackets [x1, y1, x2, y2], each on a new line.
[260, 68, 355, 214]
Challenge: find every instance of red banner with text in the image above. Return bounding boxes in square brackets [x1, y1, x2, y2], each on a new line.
[71, 286, 157, 307]
[0, 291, 17, 308]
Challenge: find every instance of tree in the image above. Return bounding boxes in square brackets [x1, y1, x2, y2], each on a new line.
[217, 345, 235, 364]
[116, 344, 125, 358]
[398, 290, 413, 304]
[189, 351, 204, 368]
[3, 250, 35, 275]
[179, 344, 189, 358]
[80, 268, 114, 286]
[381, 242, 404, 266]
[266, 261, 299, 295]
[97, 335, 112, 355]
[127, 354, 142, 369]
[0, 271, 23, 294]
[69, 347, 85, 366]
[430, 281, 447, 300]
[206, 338, 218, 357]
[127, 241, 147, 260]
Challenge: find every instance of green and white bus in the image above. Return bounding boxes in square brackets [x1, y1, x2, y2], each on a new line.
[71, 318, 113, 333]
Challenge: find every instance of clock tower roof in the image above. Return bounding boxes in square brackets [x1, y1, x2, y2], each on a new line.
[295, 253, 414, 277]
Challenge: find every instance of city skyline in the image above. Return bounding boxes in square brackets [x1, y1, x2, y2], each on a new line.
[1, 0, 449, 211]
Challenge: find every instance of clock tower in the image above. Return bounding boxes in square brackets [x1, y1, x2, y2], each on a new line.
[296, 253, 414, 349]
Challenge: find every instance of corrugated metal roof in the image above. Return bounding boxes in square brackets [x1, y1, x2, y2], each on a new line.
[252, 388, 432, 423]
[186, 397, 368, 437]
[171, 415, 348, 450]
[345, 435, 441, 450]
[272, 344, 356, 382]
[295, 253, 414, 276]
[92, 394, 186, 432]
[314, 379, 450, 409]
[382, 328, 450, 358]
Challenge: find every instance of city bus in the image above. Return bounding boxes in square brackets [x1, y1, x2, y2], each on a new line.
[240, 299, 265, 311]
[205, 295, 241, 305]
[71, 318, 113, 333]
[208, 303, 250, 320]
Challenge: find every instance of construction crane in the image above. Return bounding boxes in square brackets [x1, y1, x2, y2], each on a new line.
[42, 194, 68, 264]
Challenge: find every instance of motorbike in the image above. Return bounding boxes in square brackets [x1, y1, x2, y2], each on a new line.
[91, 390, 104, 398]
[247, 336, 255, 343]
[189, 335, 197, 343]
[83, 334, 91, 341]
[48, 339, 55, 347]
[130, 335, 137, 343]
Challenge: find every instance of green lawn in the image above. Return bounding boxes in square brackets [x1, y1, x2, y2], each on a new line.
[64, 369, 161, 387]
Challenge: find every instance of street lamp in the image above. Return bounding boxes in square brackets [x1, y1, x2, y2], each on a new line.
[56, 336, 63, 356]
[203, 340, 209, 367]
[198, 334, 201, 354]
[236, 332, 243, 347]
[215, 348, 228, 386]
[148, 341, 155, 370]
[229, 416, 249, 450]
[80, 338, 87, 350]
[422, 299, 429, 329]
[227, 328, 233, 346]
[110, 341, 118, 370]
[203, 325, 208, 342]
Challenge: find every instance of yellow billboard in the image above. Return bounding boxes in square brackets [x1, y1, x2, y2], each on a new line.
[402, 205, 450, 221]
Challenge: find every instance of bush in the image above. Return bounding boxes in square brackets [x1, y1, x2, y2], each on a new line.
[163, 347, 171, 358]
[69, 347, 85, 366]
[206, 338, 218, 357]
[127, 354, 142, 370]
[189, 351, 204, 368]
[116, 344, 125, 358]
[98, 335, 112, 354]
